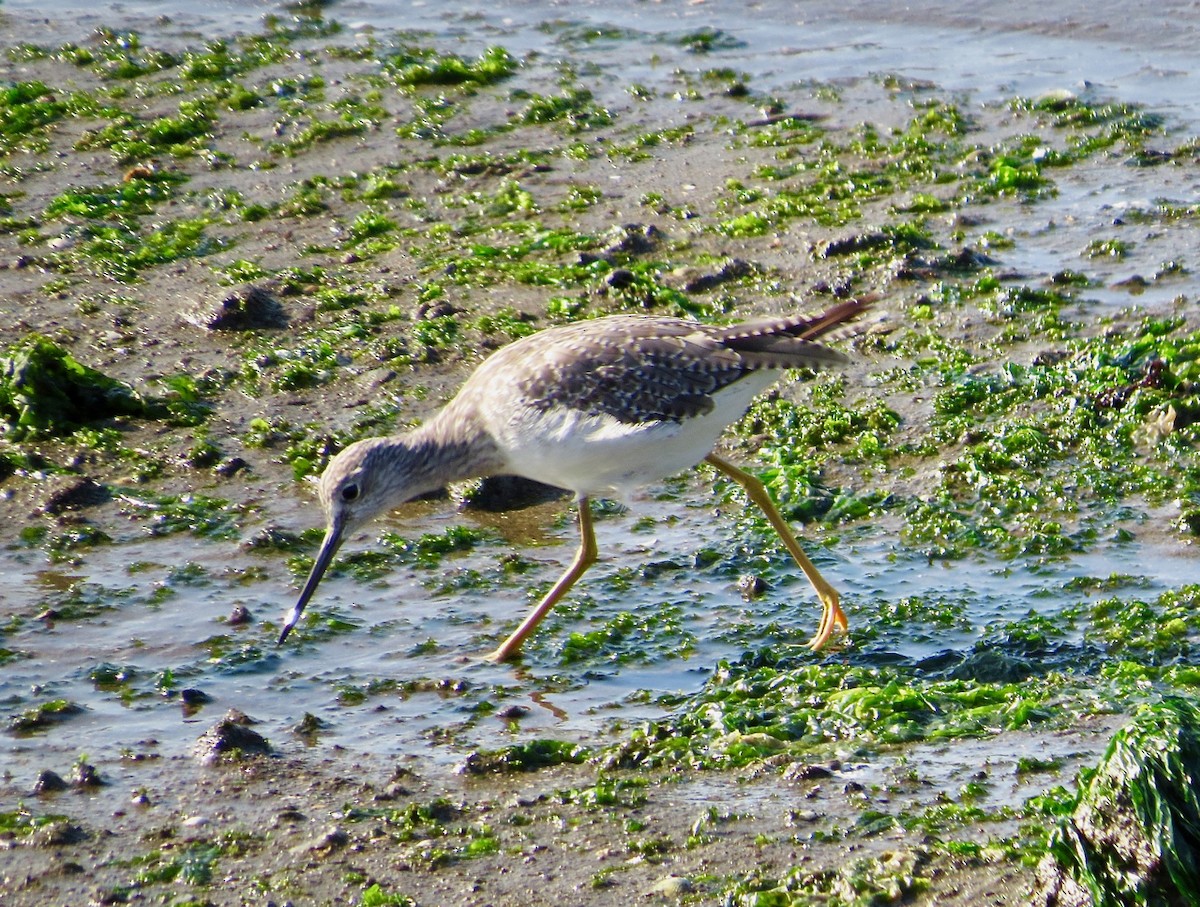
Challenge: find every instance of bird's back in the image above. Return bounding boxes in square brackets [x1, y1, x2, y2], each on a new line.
[459, 299, 867, 426]
[430, 299, 869, 498]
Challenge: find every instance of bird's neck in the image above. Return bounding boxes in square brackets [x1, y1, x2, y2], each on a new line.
[394, 404, 505, 492]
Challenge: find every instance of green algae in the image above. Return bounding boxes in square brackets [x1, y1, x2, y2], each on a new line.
[384, 45, 515, 89]
[77, 96, 219, 163]
[732, 315, 1200, 560]
[1041, 697, 1200, 906]
[280, 527, 492, 621]
[0, 334, 149, 439]
[379, 525, 491, 569]
[669, 27, 746, 54]
[723, 846, 932, 907]
[605, 655, 1063, 770]
[7, 697, 84, 733]
[120, 832, 254, 892]
[0, 80, 112, 155]
[53, 215, 229, 283]
[360, 885, 416, 907]
[458, 738, 589, 773]
[44, 173, 181, 223]
[557, 604, 695, 666]
[121, 491, 248, 540]
[342, 796, 511, 869]
[515, 87, 613, 131]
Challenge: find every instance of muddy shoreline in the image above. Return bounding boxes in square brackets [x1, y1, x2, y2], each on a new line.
[2, 4, 1199, 905]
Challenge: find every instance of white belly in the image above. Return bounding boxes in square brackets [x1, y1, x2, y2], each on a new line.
[485, 372, 777, 500]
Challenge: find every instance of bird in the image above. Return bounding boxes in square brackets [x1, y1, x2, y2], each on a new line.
[277, 296, 871, 661]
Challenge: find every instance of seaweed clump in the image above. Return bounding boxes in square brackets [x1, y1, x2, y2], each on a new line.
[1035, 696, 1200, 907]
[0, 334, 148, 439]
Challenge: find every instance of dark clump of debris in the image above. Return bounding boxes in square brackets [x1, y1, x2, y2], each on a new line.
[1034, 696, 1200, 907]
[183, 285, 288, 331]
[578, 222, 663, 267]
[193, 712, 273, 766]
[457, 738, 589, 775]
[38, 475, 112, 515]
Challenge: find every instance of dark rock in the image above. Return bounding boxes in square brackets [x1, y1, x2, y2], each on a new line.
[606, 268, 636, 290]
[193, 717, 272, 765]
[33, 769, 68, 794]
[681, 257, 754, 293]
[307, 826, 350, 852]
[784, 762, 834, 781]
[214, 456, 248, 477]
[71, 761, 104, 788]
[30, 819, 85, 847]
[815, 232, 893, 259]
[737, 574, 769, 600]
[640, 559, 683, 580]
[8, 700, 84, 733]
[38, 476, 111, 515]
[1033, 349, 1071, 367]
[497, 704, 531, 720]
[180, 688, 212, 705]
[184, 285, 288, 331]
[227, 603, 251, 625]
[602, 222, 662, 257]
[579, 223, 664, 265]
[414, 300, 460, 320]
[293, 711, 329, 742]
[240, 525, 305, 551]
[948, 648, 1036, 683]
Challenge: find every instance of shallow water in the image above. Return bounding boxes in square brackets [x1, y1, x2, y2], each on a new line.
[2, 478, 1193, 769]
[2, 0, 1199, 775]
[10, 0, 1200, 121]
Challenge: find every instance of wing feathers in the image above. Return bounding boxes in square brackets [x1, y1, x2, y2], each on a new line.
[473, 296, 872, 425]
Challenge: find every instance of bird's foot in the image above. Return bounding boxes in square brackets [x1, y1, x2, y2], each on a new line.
[806, 594, 848, 652]
[483, 645, 519, 664]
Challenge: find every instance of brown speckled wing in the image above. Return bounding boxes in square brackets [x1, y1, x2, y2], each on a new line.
[487, 298, 868, 426]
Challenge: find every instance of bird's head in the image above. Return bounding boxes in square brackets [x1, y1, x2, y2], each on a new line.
[277, 437, 422, 643]
[313, 437, 395, 536]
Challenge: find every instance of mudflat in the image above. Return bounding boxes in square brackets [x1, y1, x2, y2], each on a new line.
[2, 6, 1199, 905]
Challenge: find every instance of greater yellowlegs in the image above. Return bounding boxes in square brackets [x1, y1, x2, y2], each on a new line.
[278, 297, 870, 661]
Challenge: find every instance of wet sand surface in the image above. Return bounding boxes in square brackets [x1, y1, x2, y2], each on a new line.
[1, 1, 1198, 903]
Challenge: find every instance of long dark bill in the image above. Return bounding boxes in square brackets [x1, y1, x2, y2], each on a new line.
[277, 520, 345, 644]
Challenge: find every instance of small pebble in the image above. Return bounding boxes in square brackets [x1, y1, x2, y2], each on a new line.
[180, 688, 212, 705]
[34, 769, 68, 794]
[71, 762, 104, 788]
[783, 762, 834, 781]
[738, 574, 769, 599]
[648, 875, 694, 898]
[228, 603, 251, 625]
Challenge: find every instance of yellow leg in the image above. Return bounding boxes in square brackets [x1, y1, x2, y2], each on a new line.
[487, 497, 598, 662]
[704, 453, 847, 650]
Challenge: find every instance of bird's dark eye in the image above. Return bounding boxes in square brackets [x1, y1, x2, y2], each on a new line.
[341, 483, 360, 502]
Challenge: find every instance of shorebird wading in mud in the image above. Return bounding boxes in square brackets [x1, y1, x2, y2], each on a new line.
[278, 297, 871, 661]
